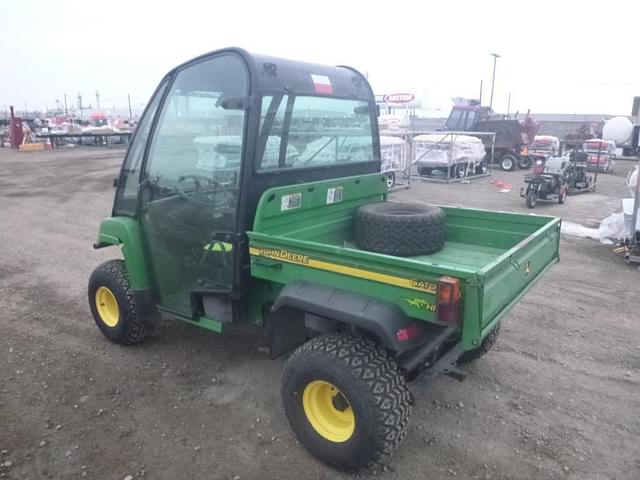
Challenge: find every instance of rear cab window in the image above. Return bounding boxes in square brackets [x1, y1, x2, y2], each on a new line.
[256, 95, 376, 171]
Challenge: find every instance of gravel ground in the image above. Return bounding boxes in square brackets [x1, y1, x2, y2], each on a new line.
[0, 147, 638, 480]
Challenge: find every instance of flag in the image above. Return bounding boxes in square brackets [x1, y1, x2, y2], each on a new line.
[311, 74, 333, 95]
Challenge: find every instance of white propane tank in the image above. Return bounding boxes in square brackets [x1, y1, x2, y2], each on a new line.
[603, 116, 633, 144]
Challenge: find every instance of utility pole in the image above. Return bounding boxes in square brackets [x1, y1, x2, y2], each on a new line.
[45, 101, 49, 115]
[489, 53, 501, 111]
[127, 94, 133, 119]
[95, 90, 100, 109]
[77, 93, 83, 117]
[64, 94, 68, 116]
[23, 102, 28, 116]
[479, 79, 483, 105]
[506, 93, 511, 118]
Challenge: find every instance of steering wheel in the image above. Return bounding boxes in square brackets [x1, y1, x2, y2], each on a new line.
[176, 175, 234, 207]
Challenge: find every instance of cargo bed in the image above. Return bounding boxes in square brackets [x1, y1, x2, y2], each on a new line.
[248, 174, 560, 351]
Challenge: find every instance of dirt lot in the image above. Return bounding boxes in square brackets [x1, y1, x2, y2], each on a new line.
[1, 148, 638, 480]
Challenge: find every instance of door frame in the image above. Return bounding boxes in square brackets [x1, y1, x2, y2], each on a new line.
[135, 49, 255, 322]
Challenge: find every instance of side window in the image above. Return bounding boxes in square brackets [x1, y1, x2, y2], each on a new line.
[113, 79, 168, 216]
[144, 55, 248, 200]
[257, 95, 289, 170]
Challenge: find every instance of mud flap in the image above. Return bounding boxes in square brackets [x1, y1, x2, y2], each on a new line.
[266, 307, 306, 359]
[134, 289, 160, 328]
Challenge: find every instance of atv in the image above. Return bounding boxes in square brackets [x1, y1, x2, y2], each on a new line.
[521, 156, 569, 208]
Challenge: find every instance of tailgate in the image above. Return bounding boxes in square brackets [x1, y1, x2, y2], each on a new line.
[476, 216, 560, 334]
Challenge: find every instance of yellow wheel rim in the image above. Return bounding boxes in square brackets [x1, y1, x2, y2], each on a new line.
[302, 380, 355, 443]
[95, 286, 120, 328]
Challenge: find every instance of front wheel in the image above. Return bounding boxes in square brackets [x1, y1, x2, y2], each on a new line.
[281, 334, 412, 470]
[88, 260, 149, 345]
[454, 163, 467, 178]
[526, 191, 537, 208]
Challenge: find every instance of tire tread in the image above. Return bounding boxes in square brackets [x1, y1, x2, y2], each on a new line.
[89, 259, 148, 345]
[284, 334, 412, 468]
[355, 202, 446, 256]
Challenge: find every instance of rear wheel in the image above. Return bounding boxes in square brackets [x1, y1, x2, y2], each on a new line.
[500, 154, 517, 171]
[475, 161, 488, 175]
[281, 334, 412, 470]
[526, 191, 537, 208]
[88, 260, 148, 345]
[458, 322, 501, 364]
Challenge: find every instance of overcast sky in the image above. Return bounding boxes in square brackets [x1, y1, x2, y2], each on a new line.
[2, 0, 639, 116]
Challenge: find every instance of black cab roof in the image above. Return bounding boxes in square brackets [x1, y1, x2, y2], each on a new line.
[169, 47, 374, 102]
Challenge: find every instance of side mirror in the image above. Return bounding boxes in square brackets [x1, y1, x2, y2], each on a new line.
[113, 177, 119, 188]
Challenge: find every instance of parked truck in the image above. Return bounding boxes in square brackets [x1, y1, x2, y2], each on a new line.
[88, 48, 561, 470]
[443, 102, 536, 171]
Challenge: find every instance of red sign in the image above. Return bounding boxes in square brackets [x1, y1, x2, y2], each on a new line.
[384, 93, 415, 104]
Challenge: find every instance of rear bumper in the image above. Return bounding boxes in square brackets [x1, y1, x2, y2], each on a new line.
[399, 326, 458, 374]
[410, 340, 465, 385]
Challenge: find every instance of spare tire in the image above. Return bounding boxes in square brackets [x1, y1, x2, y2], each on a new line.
[355, 202, 446, 256]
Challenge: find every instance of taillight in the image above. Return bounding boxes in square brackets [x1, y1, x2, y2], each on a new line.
[437, 276, 460, 323]
[396, 323, 419, 342]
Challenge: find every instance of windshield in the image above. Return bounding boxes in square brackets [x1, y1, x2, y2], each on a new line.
[257, 95, 377, 171]
[445, 108, 465, 130]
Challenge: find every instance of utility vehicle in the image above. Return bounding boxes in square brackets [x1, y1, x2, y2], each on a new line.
[89, 48, 560, 470]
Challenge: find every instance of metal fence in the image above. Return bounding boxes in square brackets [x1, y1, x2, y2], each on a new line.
[380, 130, 496, 184]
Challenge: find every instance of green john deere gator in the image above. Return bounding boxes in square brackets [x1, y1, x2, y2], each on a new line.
[89, 48, 561, 470]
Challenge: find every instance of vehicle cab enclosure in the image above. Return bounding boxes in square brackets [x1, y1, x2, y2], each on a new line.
[97, 47, 381, 327]
[584, 139, 616, 173]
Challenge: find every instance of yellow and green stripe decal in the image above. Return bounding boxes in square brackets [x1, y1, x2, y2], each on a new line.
[249, 246, 437, 294]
